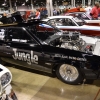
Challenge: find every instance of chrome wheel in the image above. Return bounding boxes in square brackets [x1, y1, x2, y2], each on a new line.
[59, 64, 79, 82]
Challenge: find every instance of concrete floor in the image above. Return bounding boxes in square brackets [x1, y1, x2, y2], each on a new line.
[6, 65, 100, 100]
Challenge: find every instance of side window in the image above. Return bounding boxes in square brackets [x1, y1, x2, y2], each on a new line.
[0, 28, 6, 41]
[49, 19, 63, 26]
[48, 19, 56, 26]
[49, 18, 76, 26]
[7, 28, 36, 44]
[56, 18, 67, 26]
[64, 18, 76, 26]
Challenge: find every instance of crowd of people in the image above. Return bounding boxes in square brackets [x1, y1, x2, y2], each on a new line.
[85, 2, 100, 20]
[27, 7, 48, 20]
[1, 2, 100, 21]
[27, 7, 64, 20]
[72, 2, 100, 20]
[47, 1, 100, 20]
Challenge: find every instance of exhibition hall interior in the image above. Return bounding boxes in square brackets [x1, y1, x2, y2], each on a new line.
[0, 0, 100, 100]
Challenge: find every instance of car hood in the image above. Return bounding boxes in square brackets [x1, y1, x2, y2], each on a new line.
[44, 32, 63, 44]
[85, 20, 100, 23]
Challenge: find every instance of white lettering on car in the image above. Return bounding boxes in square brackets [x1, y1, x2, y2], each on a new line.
[12, 48, 38, 65]
[54, 54, 87, 61]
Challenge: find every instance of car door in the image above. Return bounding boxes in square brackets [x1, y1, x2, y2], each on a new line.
[3, 27, 48, 72]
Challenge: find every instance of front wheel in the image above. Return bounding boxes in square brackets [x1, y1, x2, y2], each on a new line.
[56, 64, 83, 85]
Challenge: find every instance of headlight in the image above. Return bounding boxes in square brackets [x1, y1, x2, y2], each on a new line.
[1, 72, 11, 87]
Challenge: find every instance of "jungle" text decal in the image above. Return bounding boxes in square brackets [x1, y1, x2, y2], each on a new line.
[12, 48, 38, 65]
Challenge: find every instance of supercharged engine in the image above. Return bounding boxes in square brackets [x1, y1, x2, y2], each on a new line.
[48, 31, 86, 51]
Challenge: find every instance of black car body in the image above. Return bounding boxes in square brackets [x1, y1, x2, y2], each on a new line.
[0, 15, 100, 85]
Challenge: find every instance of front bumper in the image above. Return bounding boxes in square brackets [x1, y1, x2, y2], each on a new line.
[0, 84, 17, 100]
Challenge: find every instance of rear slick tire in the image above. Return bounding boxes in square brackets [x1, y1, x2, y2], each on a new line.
[56, 64, 83, 85]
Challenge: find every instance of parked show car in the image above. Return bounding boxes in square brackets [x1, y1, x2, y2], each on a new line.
[65, 12, 91, 20]
[42, 16, 100, 36]
[0, 19, 100, 85]
[0, 64, 17, 100]
[65, 12, 100, 26]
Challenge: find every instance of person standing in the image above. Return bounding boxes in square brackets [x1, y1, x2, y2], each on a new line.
[35, 9, 40, 19]
[85, 4, 92, 19]
[53, 9, 57, 16]
[57, 9, 60, 15]
[90, 2, 99, 20]
[0, 13, 7, 24]
[44, 8, 48, 18]
[98, 7, 100, 19]
[28, 10, 36, 20]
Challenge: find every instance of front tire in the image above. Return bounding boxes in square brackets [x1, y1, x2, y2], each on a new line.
[56, 64, 83, 85]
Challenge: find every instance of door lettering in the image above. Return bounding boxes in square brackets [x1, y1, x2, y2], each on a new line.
[12, 48, 38, 65]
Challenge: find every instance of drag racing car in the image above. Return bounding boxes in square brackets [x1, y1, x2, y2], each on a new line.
[65, 12, 100, 26]
[0, 64, 17, 100]
[42, 16, 100, 36]
[1, 19, 100, 85]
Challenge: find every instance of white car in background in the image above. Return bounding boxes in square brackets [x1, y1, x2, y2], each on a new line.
[65, 12, 100, 26]
[42, 16, 100, 36]
[41, 16, 100, 55]
[0, 64, 17, 100]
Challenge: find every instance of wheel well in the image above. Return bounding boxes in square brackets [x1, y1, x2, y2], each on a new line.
[52, 64, 59, 74]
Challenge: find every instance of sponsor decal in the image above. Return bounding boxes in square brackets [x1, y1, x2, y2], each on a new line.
[54, 54, 86, 61]
[12, 48, 38, 65]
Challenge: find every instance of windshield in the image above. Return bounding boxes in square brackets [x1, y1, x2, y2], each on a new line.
[27, 22, 62, 42]
[73, 16, 85, 26]
[66, 13, 87, 26]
